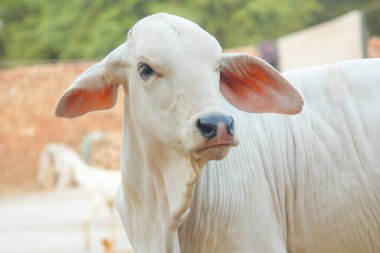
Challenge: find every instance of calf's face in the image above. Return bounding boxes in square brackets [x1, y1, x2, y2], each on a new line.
[125, 15, 239, 161]
[55, 13, 303, 162]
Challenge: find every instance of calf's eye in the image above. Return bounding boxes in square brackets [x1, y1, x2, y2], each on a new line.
[138, 63, 155, 80]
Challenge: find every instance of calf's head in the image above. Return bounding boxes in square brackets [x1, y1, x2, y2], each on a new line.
[55, 13, 303, 162]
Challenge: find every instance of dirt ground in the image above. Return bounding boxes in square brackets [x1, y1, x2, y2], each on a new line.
[0, 63, 124, 195]
[0, 188, 132, 253]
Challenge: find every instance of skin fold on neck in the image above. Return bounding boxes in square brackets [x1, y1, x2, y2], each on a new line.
[118, 98, 206, 252]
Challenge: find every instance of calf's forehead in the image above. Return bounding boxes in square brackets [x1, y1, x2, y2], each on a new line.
[127, 13, 222, 66]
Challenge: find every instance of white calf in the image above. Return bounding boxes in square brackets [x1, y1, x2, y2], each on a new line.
[55, 13, 380, 253]
[37, 143, 120, 248]
[38, 143, 76, 189]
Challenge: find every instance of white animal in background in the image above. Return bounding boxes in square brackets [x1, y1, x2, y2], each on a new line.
[37, 143, 120, 248]
[55, 13, 380, 253]
[37, 143, 77, 189]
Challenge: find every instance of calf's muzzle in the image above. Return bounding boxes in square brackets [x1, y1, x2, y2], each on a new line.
[196, 114, 235, 140]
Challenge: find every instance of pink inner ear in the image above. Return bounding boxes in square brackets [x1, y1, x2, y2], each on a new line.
[55, 85, 118, 118]
[220, 65, 280, 112]
[220, 54, 303, 115]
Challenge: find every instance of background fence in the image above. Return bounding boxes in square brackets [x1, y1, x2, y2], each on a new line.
[276, 3, 380, 71]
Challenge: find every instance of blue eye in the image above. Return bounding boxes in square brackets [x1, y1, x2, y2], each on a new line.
[138, 63, 155, 80]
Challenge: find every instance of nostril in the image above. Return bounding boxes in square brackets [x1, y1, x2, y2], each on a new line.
[226, 117, 235, 136]
[196, 119, 218, 140]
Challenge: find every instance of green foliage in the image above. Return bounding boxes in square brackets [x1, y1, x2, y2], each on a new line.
[192, 0, 322, 48]
[0, 0, 377, 61]
[309, 0, 374, 25]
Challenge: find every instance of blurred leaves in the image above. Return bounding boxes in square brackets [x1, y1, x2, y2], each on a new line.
[0, 0, 377, 60]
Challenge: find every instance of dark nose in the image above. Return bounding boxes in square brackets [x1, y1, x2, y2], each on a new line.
[196, 114, 235, 140]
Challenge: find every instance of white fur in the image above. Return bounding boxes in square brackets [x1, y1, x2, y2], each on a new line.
[55, 13, 380, 253]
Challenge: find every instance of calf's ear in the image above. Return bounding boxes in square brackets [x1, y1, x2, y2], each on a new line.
[55, 43, 128, 118]
[220, 53, 303, 115]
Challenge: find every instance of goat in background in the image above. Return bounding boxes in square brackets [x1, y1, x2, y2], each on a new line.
[37, 143, 121, 248]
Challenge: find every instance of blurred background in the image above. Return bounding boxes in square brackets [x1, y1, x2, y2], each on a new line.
[0, 0, 379, 253]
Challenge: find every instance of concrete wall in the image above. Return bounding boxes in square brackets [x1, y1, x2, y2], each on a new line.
[277, 11, 364, 72]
